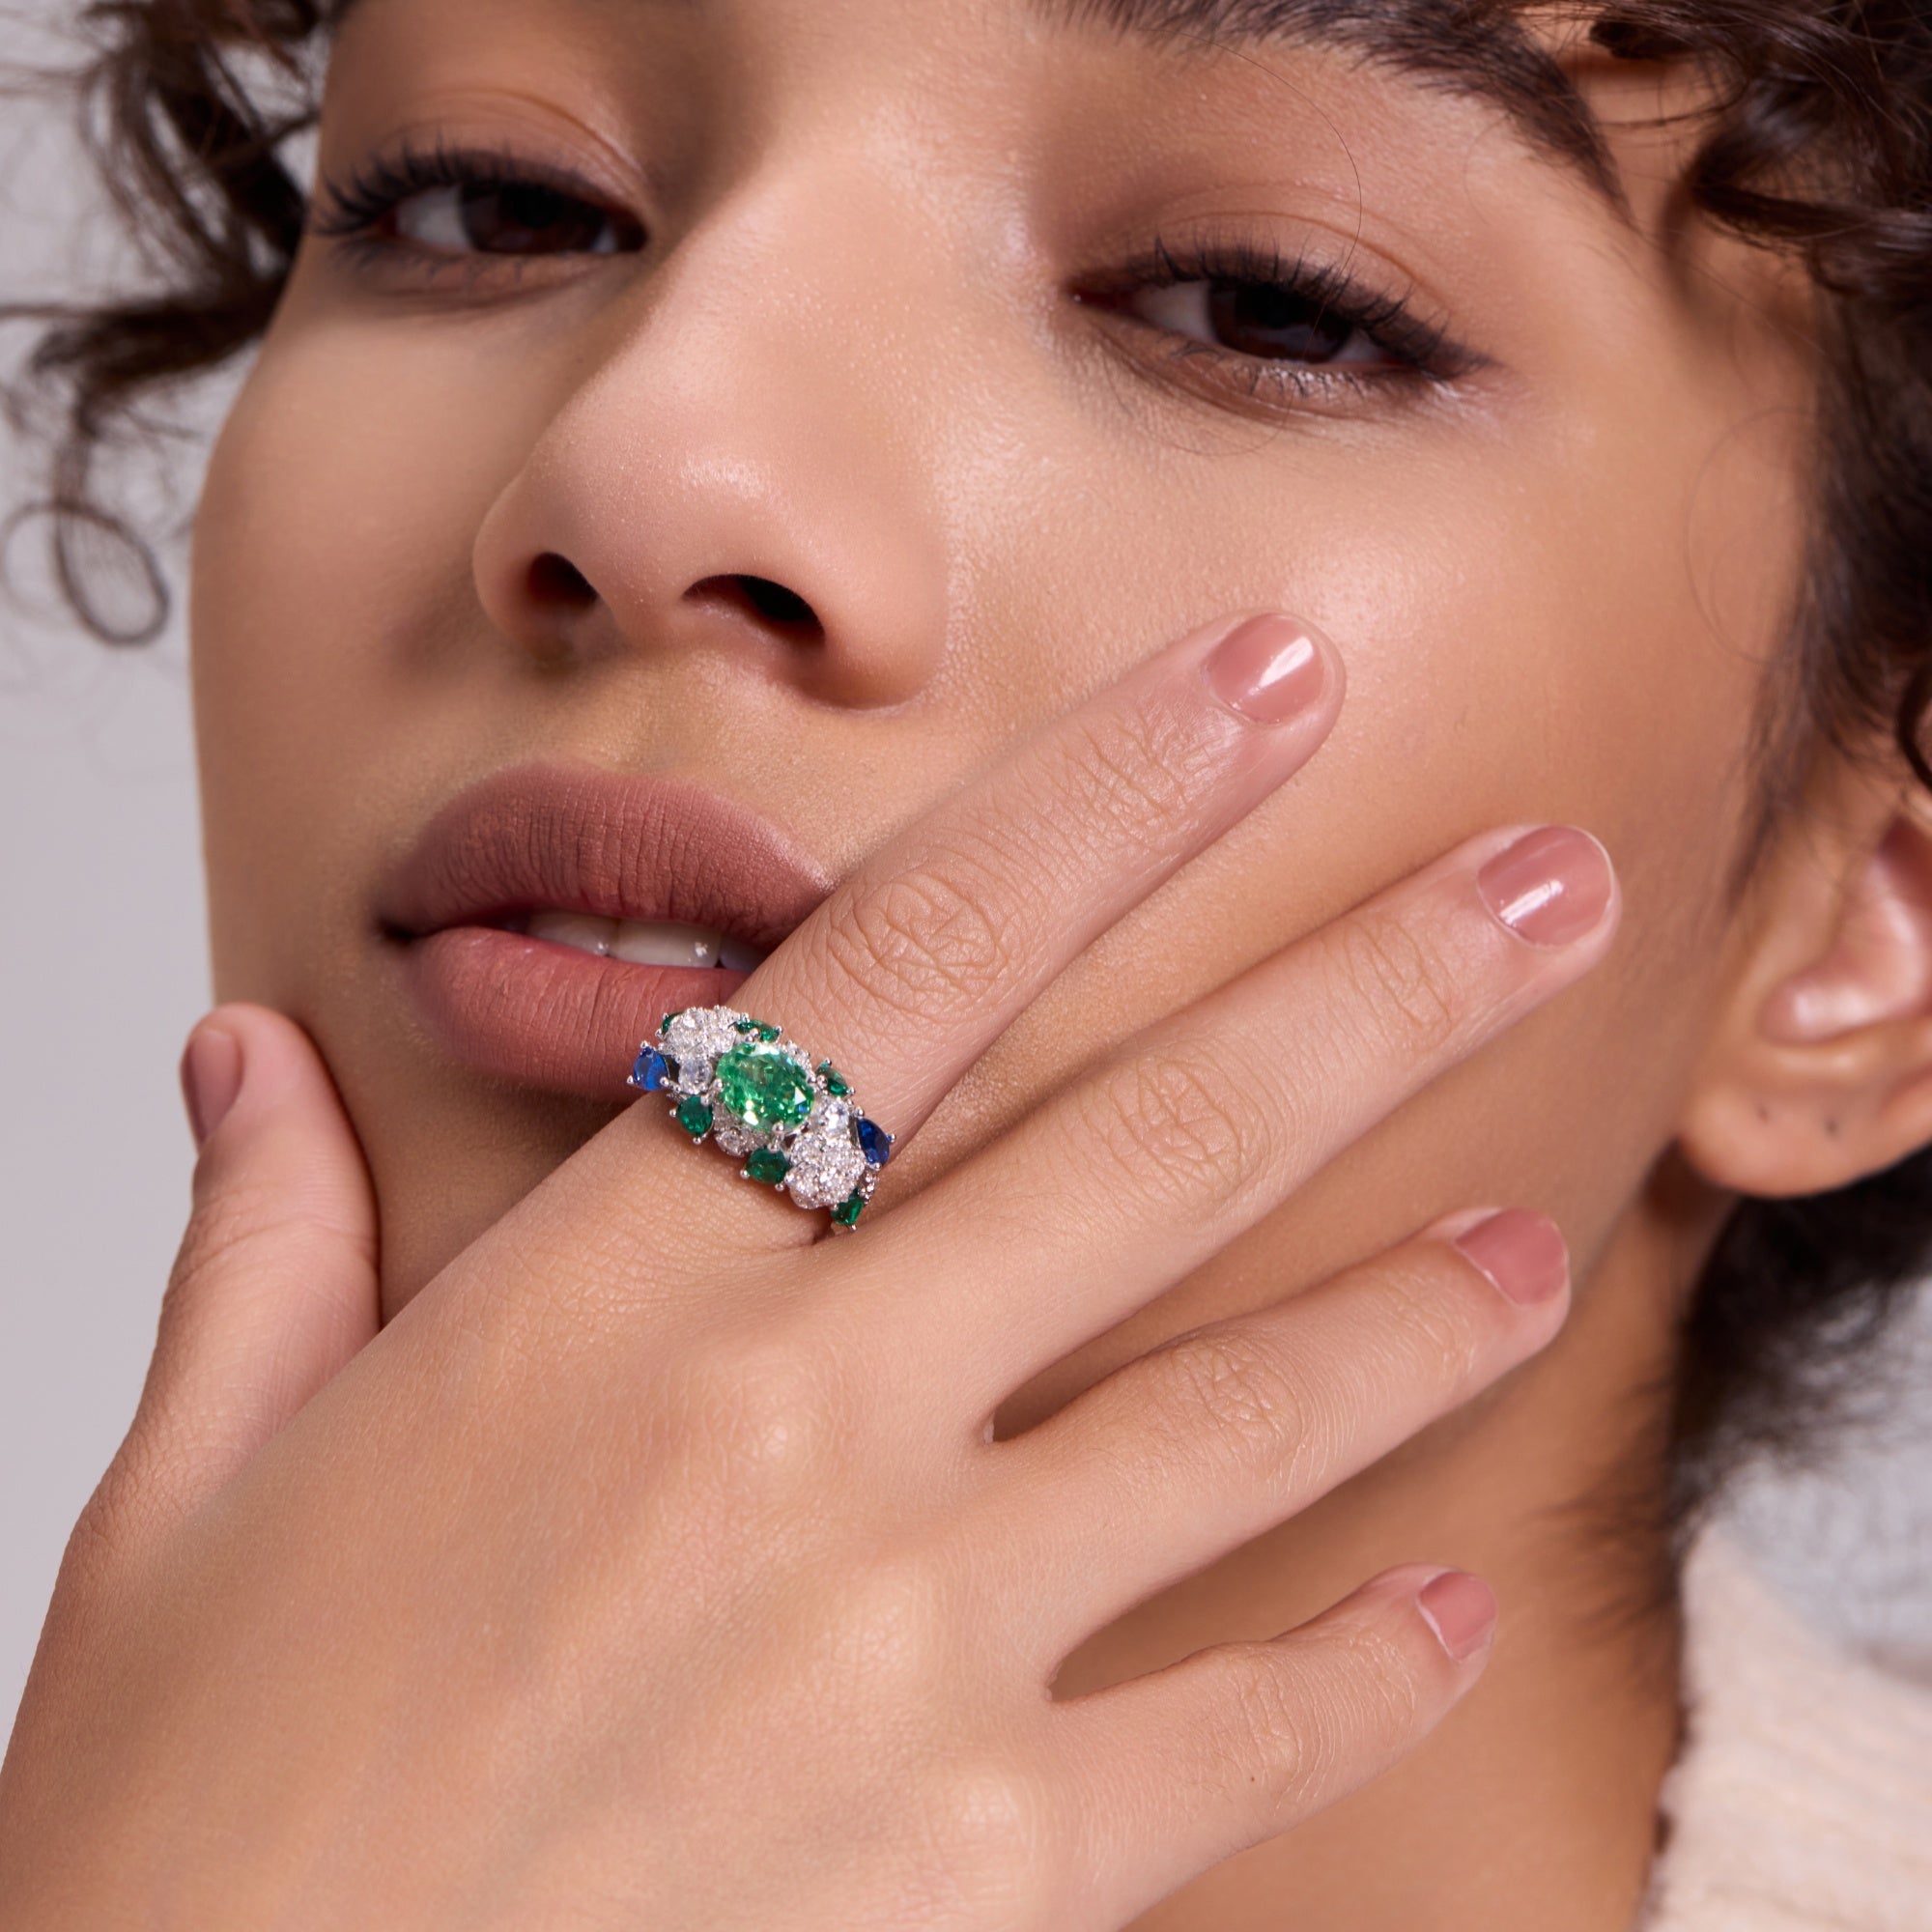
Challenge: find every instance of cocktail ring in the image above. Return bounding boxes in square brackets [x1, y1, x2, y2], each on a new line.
[630, 1006, 895, 1228]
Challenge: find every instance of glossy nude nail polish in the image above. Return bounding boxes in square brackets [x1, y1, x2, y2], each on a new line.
[1417, 1570, 1499, 1662]
[180, 1025, 244, 1150]
[1453, 1208, 1570, 1307]
[1477, 826, 1615, 948]
[1202, 614, 1332, 725]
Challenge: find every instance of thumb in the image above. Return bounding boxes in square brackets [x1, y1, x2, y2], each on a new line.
[121, 1004, 381, 1523]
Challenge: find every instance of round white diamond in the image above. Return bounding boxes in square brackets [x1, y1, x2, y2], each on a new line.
[664, 1006, 748, 1093]
[712, 1118, 761, 1158]
[783, 1121, 867, 1210]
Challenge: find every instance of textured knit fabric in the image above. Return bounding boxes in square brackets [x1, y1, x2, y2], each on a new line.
[1639, 1529, 1932, 1930]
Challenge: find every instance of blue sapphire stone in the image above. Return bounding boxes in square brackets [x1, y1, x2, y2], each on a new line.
[856, 1117, 893, 1167]
[633, 1048, 674, 1093]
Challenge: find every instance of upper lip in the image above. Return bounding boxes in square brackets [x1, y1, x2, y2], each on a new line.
[377, 762, 836, 953]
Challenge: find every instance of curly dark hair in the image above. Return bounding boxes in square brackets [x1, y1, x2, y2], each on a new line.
[6, 0, 1931, 1543]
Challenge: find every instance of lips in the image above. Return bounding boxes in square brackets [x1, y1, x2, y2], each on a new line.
[378, 763, 834, 1097]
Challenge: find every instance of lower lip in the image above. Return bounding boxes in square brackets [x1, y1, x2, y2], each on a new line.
[398, 927, 753, 1098]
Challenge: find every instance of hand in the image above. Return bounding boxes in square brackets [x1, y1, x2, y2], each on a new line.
[0, 611, 1615, 1929]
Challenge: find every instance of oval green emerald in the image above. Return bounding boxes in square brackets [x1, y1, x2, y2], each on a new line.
[715, 1042, 815, 1130]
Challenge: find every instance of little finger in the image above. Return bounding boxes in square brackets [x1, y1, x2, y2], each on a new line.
[983, 1211, 1566, 1662]
[1056, 1563, 1497, 1924]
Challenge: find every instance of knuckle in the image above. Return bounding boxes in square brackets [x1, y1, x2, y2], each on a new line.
[826, 1553, 953, 1701]
[169, 1182, 278, 1293]
[906, 1756, 1062, 1918]
[1145, 1328, 1321, 1483]
[1220, 1646, 1323, 1812]
[1220, 1615, 1432, 1829]
[1049, 702, 1213, 859]
[1334, 910, 1467, 1059]
[1075, 1048, 1263, 1214]
[1326, 1616, 1429, 1744]
[171, 1181, 375, 1310]
[820, 862, 1017, 1021]
[665, 1333, 843, 1495]
[57, 1479, 140, 1599]
[56, 1440, 191, 1601]
[1378, 1263, 1486, 1386]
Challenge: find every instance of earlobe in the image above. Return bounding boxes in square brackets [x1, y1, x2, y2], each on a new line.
[1680, 811, 1932, 1199]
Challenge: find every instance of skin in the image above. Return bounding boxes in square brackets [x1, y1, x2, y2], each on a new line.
[9, 0, 1932, 1924]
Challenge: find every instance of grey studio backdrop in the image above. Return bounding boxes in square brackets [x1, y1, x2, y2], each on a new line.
[3, 4, 1929, 1744]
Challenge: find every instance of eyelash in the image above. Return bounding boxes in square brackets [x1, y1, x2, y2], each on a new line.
[312, 145, 1477, 404]
[1079, 233, 1474, 401]
[311, 138, 641, 261]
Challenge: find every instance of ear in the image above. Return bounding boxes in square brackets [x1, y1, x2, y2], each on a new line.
[1679, 781, 1932, 1199]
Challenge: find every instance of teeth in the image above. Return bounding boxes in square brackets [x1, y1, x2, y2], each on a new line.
[526, 912, 615, 956]
[611, 920, 721, 968]
[524, 911, 766, 973]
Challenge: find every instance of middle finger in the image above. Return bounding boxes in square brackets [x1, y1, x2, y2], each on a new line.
[847, 823, 1617, 1410]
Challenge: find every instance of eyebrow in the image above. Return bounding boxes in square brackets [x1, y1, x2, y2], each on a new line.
[332, 0, 1627, 210]
[1041, 0, 1626, 209]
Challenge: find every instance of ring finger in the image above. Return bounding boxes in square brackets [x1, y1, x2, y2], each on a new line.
[600, 609, 1344, 1243]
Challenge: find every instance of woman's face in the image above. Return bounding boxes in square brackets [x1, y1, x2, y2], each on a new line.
[190, 0, 1809, 1367]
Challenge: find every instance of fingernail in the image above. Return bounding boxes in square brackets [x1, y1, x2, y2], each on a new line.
[1452, 1208, 1570, 1307]
[1202, 614, 1332, 725]
[1476, 827, 1614, 949]
[180, 1024, 243, 1150]
[1416, 1570, 1498, 1662]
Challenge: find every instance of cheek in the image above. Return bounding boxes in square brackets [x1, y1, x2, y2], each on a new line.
[919, 384, 1795, 1320]
[185, 243, 1801, 1318]
[189, 321, 624, 1291]
[189, 283, 551, 997]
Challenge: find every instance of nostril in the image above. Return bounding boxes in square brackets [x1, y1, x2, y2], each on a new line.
[739, 576, 817, 629]
[691, 573, 824, 641]
[527, 553, 598, 611]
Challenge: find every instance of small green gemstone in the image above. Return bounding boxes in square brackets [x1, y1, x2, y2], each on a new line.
[734, 1018, 759, 1035]
[817, 1061, 852, 1098]
[744, 1149, 791, 1185]
[832, 1192, 866, 1228]
[675, 1097, 713, 1137]
[716, 1041, 815, 1130]
[662, 1010, 683, 1033]
[755, 1021, 782, 1042]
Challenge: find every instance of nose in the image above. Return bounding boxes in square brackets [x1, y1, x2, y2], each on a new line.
[472, 171, 952, 710]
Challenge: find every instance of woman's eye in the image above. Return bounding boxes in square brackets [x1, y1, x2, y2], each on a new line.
[389, 181, 642, 258]
[1125, 279, 1397, 369]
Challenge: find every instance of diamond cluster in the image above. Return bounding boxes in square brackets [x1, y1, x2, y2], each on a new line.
[630, 1006, 893, 1227]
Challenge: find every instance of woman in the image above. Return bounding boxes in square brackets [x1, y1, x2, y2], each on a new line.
[2, 0, 1929, 1923]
